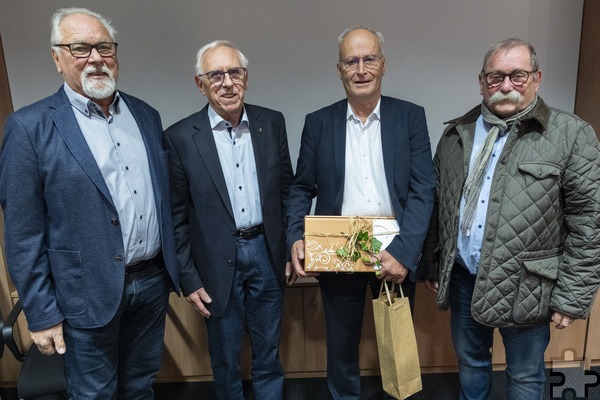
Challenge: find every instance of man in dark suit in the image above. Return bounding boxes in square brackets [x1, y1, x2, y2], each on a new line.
[163, 40, 293, 399]
[286, 26, 435, 399]
[0, 7, 179, 399]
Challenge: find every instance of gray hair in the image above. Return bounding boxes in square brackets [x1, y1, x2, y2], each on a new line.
[337, 26, 385, 60]
[51, 7, 117, 46]
[482, 38, 539, 72]
[194, 40, 249, 76]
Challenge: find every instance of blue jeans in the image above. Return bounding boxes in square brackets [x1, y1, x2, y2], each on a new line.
[449, 265, 550, 400]
[205, 234, 284, 400]
[63, 264, 171, 400]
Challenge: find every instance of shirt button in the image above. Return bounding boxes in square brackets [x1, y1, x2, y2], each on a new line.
[111, 218, 119, 226]
[115, 255, 123, 262]
[227, 260, 234, 266]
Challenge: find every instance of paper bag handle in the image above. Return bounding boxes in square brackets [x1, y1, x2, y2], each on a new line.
[379, 281, 405, 305]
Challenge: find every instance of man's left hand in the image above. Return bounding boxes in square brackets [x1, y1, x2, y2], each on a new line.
[551, 311, 575, 329]
[285, 261, 299, 286]
[376, 250, 408, 284]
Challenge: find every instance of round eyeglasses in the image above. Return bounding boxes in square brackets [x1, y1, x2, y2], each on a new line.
[481, 70, 537, 88]
[53, 42, 118, 58]
[197, 67, 247, 85]
[339, 55, 383, 70]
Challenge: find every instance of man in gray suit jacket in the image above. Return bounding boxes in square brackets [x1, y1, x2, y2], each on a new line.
[286, 26, 435, 400]
[163, 40, 293, 399]
[0, 8, 179, 399]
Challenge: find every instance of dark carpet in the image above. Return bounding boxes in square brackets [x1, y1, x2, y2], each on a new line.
[1, 367, 599, 399]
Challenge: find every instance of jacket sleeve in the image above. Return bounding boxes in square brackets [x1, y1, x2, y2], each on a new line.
[163, 130, 204, 296]
[285, 114, 318, 251]
[0, 113, 65, 331]
[276, 113, 294, 261]
[550, 122, 600, 318]
[384, 105, 436, 276]
[422, 143, 442, 281]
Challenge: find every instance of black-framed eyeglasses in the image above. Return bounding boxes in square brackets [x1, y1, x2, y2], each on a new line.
[53, 42, 118, 58]
[197, 67, 247, 85]
[480, 69, 538, 88]
[339, 55, 383, 70]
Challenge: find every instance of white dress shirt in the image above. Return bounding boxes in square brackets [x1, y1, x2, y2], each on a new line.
[341, 99, 394, 217]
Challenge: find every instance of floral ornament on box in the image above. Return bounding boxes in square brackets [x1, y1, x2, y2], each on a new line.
[335, 217, 383, 271]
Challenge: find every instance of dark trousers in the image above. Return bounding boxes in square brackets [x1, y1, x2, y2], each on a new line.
[318, 273, 415, 400]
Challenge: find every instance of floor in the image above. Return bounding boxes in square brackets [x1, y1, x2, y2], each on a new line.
[1, 367, 599, 399]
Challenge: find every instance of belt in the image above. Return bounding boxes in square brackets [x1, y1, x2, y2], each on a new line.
[125, 251, 163, 274]
[235, 224, 264, 240]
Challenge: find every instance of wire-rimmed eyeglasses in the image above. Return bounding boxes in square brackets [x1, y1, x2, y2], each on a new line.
[197, 67, 247, 85]
[339, 55, 383, 70]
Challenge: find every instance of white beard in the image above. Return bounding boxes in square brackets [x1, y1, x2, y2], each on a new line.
[81, 65, 116, 99]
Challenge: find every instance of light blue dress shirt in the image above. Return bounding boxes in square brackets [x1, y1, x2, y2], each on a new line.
[64, 84, 160, 265]
[208, 106, 262, 230]
[456, 115, 509, 275]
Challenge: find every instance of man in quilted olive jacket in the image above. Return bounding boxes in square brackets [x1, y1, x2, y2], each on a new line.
[425, 38, 600, 400]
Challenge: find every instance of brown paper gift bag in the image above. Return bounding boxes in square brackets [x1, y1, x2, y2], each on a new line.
[373, 281, 422, 399]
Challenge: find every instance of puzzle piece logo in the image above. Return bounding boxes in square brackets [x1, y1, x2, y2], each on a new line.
[549, 349, 600, 399]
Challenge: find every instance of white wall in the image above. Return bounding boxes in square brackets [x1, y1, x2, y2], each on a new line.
[0, 0, 584, 164]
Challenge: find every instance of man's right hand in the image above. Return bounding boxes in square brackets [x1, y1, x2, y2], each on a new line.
[187, 287, 212, 318]
[30, 322, 66, 355]
[290, 239, 319, 283]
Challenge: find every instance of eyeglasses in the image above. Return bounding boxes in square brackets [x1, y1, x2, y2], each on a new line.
[197, 67, 247, 85]
[53, 42, 118, 58]
[339, 55, 383, 70]
[481, 70, 538, 88]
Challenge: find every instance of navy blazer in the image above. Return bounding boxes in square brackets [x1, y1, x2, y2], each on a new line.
[286, 96, 435, 278]
[0, 87, 180, 331]
[163, 104, 293, 318]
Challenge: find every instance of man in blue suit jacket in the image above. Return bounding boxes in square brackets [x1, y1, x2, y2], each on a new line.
[287, 27, 435, 399]
[163, 40, 293, 399]
[0, 8, 179, 399]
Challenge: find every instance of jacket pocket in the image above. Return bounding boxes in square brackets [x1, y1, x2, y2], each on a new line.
[517, 162, 562, 179]
[512, 254, 560, 324]
[47, 249, 87, 316]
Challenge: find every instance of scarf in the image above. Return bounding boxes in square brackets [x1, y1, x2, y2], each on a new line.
[460, 96, 538, 235]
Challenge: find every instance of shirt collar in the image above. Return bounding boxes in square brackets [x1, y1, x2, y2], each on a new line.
[346, 98, 381, 124]
[207, 105, 249, 131]
[63, 83, 121, 118]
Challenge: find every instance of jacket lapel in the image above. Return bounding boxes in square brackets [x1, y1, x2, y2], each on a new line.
[50, 89, 115, 208]
[247, 105, 267, 208]
[191, 107, 235, 220]
[380, 96, 396, 193]
[333, 100, 347, 201]
[121, 93, 164, 210]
